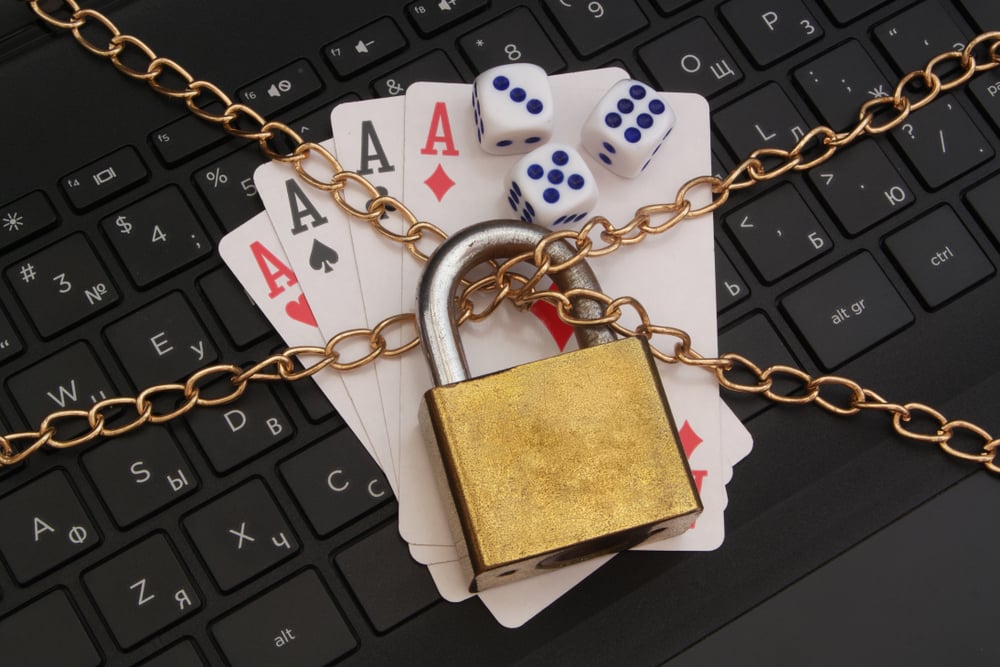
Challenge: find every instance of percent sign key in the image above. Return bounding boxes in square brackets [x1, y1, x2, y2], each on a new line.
[196, 146, 266, 231]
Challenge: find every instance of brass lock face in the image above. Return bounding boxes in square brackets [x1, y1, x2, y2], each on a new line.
[417, 221, 702, 593]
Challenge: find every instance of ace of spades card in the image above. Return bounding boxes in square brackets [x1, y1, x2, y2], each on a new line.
[253, 142, 397, 490]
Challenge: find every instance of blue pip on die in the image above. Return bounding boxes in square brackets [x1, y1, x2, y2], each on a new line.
[472, 63, 554, 155]
[504, 143, 599, 227]
[582, 80, 676, 179]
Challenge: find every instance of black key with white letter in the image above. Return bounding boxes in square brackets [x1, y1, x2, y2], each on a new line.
[60, 146, 149, 210]
[638, 18, 743, 98]
[715, 83, 809, 158]
[83, 428, 198, 528]
[892, 96, 994, 190]
[0, 470, 100, 583]
[83, 533, 201, 649]
[781, 252, 913, 369]
[186, 382, 293, 473]
[183, 478, 299, 591]
[211, 569, 356, 666]
[721, 0, 823, 67]
[874, 1, 968, 73]
[7, 233, 120, 338]
[0, 191, 58, 252]
[724, 184, 832, 283]
[543, 0, 648, 58]
[807, 140, 913, 236]
[794, 40, 891, 129]
[279, 429, 392, 536]
[884, 206, 994, 308]
[458, 8, 565, 74]
[101, 187, 211, 287]
[325, 17, 407, 78]
[7, 341, 117, 429]
[104, 291, 217, 389]
[715, 244, 750, 313]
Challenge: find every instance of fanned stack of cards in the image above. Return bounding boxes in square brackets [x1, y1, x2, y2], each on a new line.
[219, 67, 753, 628]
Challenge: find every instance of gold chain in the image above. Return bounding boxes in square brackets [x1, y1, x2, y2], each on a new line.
[8, 0, 1000, 474]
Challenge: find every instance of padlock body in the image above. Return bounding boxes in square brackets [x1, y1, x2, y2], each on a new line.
[419, 336, 702, 592]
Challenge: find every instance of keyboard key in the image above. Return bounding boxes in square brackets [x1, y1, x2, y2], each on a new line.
[237, 59, 323, 118]
[543, 0, 648, 58]
[720, 0, 823, 67]
[0, 590, 102, 667]
[336, 523, 439, 632]
[138, 639, 207, 666]
[966, 171, 1000, 245]
[0, 305, 23, 364]
[104, 291, 218, 388]
[718, 313, 799, 421]
[194, 144, 266, 232]
[714, 83, 809, 158]
[724, 184, 833, 283]
[60, 146, 149, 210]
[638, 18, 743, 98]
[807, 139, 913, 236]
[372, 50, 463, 98]
[892, 96, 994, 190]
[212, 569, 356, 666]
[149, 108, 229, 166]
[101, 187, 211, 287]
[968, 69, 1000, 133]
[83, 428, 198, 528]
[7, 233, 120, 338]
[459, 8, 566, 74]
[183, 479, 299, 591]
[715, 243, 750, 313]
[7, 341, 117, 427]
[83, 533, 201, 649]
[874, 1, 968, 74]
[781, 252, 913, 369]
[650, 0, 698, 14]
[199, 267, 272, 347]
[793, 40, 892, 129]
[0, 191, 58, 252]
[325, 17, 408, 78]
[279, 429, 392, 536]
[884, 206, 994, 308]
[407, 0, 489, 35]
[959, 0, 1000, 31]
[0, 470, 100, 583]
[186, 382, 294, 473]
[818, 0, 890, 24]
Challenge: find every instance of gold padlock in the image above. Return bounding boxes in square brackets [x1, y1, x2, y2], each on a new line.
[417, 220, 703, 593]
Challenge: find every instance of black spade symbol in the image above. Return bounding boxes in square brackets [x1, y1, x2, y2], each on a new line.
[309, 239, 339, 273]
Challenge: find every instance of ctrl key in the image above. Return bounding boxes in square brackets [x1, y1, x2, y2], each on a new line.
[781, 253, 913, 370]
[211, 569, 356, 667]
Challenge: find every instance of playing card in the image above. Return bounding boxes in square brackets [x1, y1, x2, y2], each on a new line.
[331, 97, 407, 487]
[217, 212, 378, 470]
[254, 142, 395, 487]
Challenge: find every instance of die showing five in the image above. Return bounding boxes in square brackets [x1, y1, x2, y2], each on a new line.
[504, 143, 598, 227]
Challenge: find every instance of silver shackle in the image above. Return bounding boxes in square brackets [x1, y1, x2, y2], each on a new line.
[417, 220, 616, 387]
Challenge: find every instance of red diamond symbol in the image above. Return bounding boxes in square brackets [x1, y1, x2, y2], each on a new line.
[678, 420, 703, 459]
[424, 163, 455, 202]
[529, 282, 574, 351]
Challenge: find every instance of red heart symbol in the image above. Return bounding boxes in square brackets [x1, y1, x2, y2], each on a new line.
[285, 294, 317, 327]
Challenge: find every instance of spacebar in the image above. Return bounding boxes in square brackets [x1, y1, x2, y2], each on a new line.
[779, 252, 914, 370]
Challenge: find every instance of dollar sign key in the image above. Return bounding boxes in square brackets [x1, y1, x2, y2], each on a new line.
[115, 215, 132, 234]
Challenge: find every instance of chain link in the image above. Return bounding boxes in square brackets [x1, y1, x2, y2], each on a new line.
[12, 0, 1000, 475]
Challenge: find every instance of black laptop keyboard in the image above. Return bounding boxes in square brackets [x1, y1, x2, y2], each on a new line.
[1, 1, 999, 664]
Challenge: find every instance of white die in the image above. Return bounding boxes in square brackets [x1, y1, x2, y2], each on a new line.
[473, 63, 554, 155]
[581, 80, 676, 178]
[504, 143, 599, 227]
